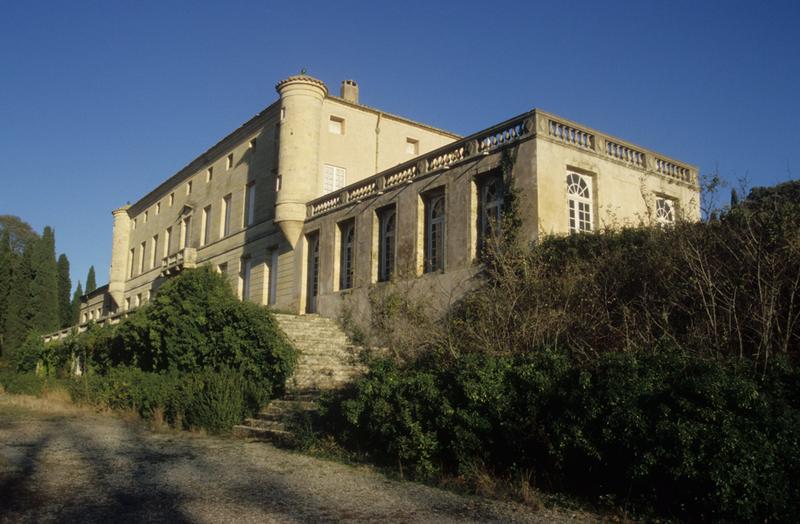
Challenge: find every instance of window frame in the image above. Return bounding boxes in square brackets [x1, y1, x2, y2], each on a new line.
[377, 205, 396, 282]
[566, 172, 593, 233]
[338, 219, 355, 290]
[477, 172, 504, 256]
[424, 189, 446, 273]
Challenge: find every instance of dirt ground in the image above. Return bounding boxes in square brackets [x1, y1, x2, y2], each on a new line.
[0, 393, 598, 523]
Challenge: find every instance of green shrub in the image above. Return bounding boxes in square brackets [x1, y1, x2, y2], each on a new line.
[0, 370, 45, 395]
[182, 367, 251, 434]
[113, 266, 296, 391]
[323, 348, 800, 521]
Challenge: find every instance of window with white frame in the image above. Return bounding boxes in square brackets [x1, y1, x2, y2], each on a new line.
[328, 116, 344, 135]
[655, 197, 676, 225]
[323, 164, 346, 193]
[566, 172, 593, 233]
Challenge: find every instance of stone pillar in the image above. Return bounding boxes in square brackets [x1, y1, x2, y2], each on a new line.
[274, 74, 327, 247]
[108, 205, 131, 310]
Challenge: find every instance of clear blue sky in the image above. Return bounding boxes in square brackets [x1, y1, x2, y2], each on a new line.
[1, 1, 798, 293]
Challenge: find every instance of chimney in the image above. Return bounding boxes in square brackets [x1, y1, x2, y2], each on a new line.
[340, 79, 359, 104]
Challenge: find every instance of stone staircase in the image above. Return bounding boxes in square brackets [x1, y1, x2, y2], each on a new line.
[232, 314, 364, 442]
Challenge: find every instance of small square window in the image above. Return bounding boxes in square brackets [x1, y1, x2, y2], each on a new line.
[227, 153, 234, 170]
[328, 116, 344, 135]
[206, 167, 213, 182]
[406, 138, 419, 155]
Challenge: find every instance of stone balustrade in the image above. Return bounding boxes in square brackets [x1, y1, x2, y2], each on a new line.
[161, 247, 197, 276]
[306, 109, 697, 218]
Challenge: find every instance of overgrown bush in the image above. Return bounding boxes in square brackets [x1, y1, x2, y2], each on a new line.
[69, 366, 267, 433]
[113, 266, 296, 389]
[324, 348, 800, 521]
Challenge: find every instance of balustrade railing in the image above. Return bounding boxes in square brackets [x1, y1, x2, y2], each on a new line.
[307, 113, 533, 217]
[307, 110, 697, 218]
[605, 140, 646, 168]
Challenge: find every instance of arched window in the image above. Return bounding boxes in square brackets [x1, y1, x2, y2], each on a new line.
[425, 190, 446, 272]
[655, 197, 675, 226]
[478, 174, 504, 255]
[378, 206, 396, 282]
[567, 173, 592, 233]
[339, 220, 355, 289]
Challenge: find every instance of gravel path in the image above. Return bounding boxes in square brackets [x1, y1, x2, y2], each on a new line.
[0, 394, 596, 523]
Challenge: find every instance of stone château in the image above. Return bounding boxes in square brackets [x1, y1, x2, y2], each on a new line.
[62, 73, 698, 332]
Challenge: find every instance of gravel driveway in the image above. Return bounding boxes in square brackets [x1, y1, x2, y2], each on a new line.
[0, 394, 595, 523]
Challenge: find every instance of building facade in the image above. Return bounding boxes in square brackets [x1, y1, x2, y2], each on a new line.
[69, 73, 698, 331]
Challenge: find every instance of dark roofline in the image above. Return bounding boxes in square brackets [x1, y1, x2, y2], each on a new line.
[80, 283, 109, 302]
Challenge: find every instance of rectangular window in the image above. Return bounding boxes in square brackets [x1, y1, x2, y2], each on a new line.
[206, 167, 213, 183]
[306, 232, 320, 313]
[221, 194, 232, 236]
[339, 220, 355, 290]
[328, 116, 344, 135]
[477, 173, 504, 256]
[405, 138, 419, 155]
[132, 218, 137, 230]
[125, 297, 131, 311]
[156, 202, 161, 215]
[169, 193, 174, 206]
[240, 258, 252, 301]
[186, 181, 192, 195]
[135, 294, 142, 308]
[144, 210, 148, 223]
[244, 182, 256, 226]
[181, 216, 191, 248]
[424, 189, 446, 273]
[227, 153, 234, 170]
[218, 262, 227, 275]
[202, 205, 212, 246]
[140, 241, 147, 273]
[164, 227, 172, 257]
[249, 138, 257, 151]
[323, 164, 346, 193]
[377, 206, 396, 282]
[268, 250, 278, 306]
[129, 248, 135, 278]
[152, 235, 159, 268]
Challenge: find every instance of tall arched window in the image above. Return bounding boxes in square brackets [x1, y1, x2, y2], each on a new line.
[378, 206, 396, 282]
[339, 220, 355, 290]
[425, 190, 446, 273]
[478, 174, 504, 255]
[655, 197, 675, 226]
[567, 172, 592, 233]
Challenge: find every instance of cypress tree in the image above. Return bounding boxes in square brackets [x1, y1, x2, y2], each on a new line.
[4, 242, 33, 353]
[29, 227, 59, 334]
[71, 281, 83, 325]
[0, 229, 12, 351]
[85, 266, 97, 294]
[57, 254, 72, 328]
